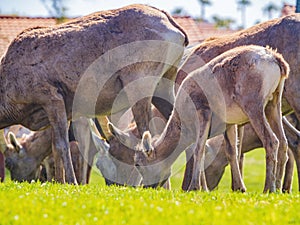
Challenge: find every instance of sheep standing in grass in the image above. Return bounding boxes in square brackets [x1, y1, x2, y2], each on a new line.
[110, 45, 289, 192]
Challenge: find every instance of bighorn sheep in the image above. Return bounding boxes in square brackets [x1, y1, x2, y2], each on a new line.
[101, 15, 300, 191]
[2, 118, 111, 183]
[176, 14, 300, 191]
[110, 45, 289, 193]
[96, 108, 167, 187]
[0, 4, 188, 183]
[205, 114, 300, 193]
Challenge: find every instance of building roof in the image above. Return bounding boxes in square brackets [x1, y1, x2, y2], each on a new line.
[1, 2, 295, 56]
[172, 15, 204, 43]
[0, 16, 56, 56]
[196, 21, 234, 42]
[0, 15, 234, 57]
[173, 15, 234, 43]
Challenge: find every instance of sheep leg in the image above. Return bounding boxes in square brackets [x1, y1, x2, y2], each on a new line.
[279, 93, 300, 191]
[282, 149, 294, 193]
[43, 93, 77, 184]
[265, 96, 288, 191]
[188, 110, 211, 191]
[72, 118, 92, 184]
[289, 120, 300, 192]
[224, 125, 246, 192]
[237, 125, 245, 178]
[51, 145, 65, 183]
[291, 145, 300, 191]
[181, 145, 195, 191]
[0, 152, 4, 182]
[244, 108, 278, 193]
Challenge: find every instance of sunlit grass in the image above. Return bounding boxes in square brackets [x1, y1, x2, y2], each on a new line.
[1, 148, 299, 225]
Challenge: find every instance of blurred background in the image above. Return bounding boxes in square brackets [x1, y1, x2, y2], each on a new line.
[0, 0, 298, 29]
[0, 0, 298, 53]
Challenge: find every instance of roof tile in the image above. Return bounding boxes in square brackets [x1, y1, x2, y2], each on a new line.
[0, 16, 56, 56]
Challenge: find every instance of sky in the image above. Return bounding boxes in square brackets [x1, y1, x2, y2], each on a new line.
[0, 0, 297, 28]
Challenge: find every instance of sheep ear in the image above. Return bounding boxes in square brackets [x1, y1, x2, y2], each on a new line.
[8, 132, 21, 153]
[141, 131, 154, 155]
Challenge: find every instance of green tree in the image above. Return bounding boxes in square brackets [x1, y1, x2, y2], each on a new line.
[171, 7, 187, 16]
[198, 0, 213, 21]
[237, 0, 251, 28]
[212, 15, 235, 29]
[263, 2, 279, 19]
[40, 0, 68, 23]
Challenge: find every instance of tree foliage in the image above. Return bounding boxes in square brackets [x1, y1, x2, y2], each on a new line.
[198, 0, 213, 21]
[40, 0, 68, 23]
[263, 2, 279, 19]
[212, 15, 235, 29]
[237, 0, 252, 28]
[171, 7, 188, 16]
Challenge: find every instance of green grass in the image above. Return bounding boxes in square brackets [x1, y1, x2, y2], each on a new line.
[1, 148, 300, 225]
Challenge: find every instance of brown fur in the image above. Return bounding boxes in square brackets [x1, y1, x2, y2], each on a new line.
[111, 45, 289, 192]
[3, 118, 99, 184]
[105, 24, 293, 190]
[175, 15, 300, 192]
[205, 113, 300, 193]
[97, 107, 167, 186]
[0, 4, 187, 183]
[4, 128, 52, 181]
[177, 14, 298, 114]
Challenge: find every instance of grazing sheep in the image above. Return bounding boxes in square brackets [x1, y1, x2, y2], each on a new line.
[109, 45, 289, 193]
[0, 4, 188, 183]
[101, 15, 300, 192]
[176, 15, 300, 191]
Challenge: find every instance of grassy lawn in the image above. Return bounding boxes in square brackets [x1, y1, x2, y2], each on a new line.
[1, 148, 300, 225]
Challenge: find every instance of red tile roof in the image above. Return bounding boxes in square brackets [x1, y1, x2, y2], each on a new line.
[196, 21, 234, 42]
[0, 16, 56, 56]
[173, 15, 234, 43]
[172, 15, 204, 43]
